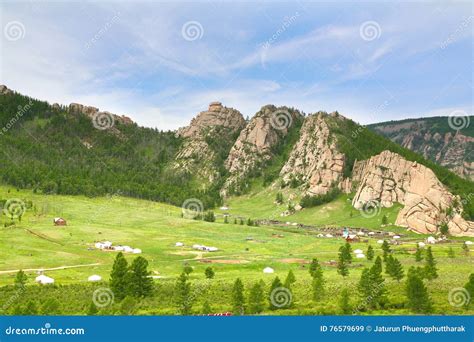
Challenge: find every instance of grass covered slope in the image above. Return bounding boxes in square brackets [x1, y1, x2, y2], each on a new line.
[0, 186, 473, 315]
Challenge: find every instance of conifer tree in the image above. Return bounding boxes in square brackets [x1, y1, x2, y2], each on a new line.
[464, 273, 474, 302]
[339, 288, 352, 314]
[174, 272, 192, 315]
[386, 255, 404, 282]
[310, 258, 325, 301]
[366, 245, 374, 261]
[202, 301, 212, 314]
[248, 281, 265, 314]
[424, 247, 438, 280]
[41, 298, 61, 315]
[337, 247, 349, 278]
[342, 242, 353, 264]
[269, 277, 283, 310]
[381, 240, 391, 261]
[415, 245, 423, 262]
[232, 278, 245, 315]
[284, 270, 296, 289]
[127, 256, 153, 298]
[109, 252, 129, 300]
[406, 267, 432, 313]
[87, 302, 98, 316]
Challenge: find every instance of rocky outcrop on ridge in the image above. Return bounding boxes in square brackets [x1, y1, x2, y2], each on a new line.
[0, 85, 13, 95]
[221, 105, 302, 195]
[173, 102, 246, 184]
[69, 102, 134, 126]
[279, 112, 351, 195]
[352, 150, 474, 236]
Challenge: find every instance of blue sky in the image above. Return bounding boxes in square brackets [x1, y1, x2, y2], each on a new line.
[1, 1, 472, 130]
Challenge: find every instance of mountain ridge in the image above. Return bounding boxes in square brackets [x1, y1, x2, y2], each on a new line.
[0, 84, 473, 236]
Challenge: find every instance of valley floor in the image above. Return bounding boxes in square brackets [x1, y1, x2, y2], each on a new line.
[0, 186, 473, 315]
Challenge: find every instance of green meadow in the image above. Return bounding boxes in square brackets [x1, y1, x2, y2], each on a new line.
[0, 185, 473, 315]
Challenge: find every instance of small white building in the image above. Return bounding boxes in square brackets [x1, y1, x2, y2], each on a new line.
[465, 241, 473, 245]
[132, 248, 142, 254]
[418, 242, 426, 248]
[355, 253, 365, 259]
[263, 267, 274, 274]
[122, 246, 133, 253]
[354, 249, 363, 254]
[88, 275, 102, 282]
[377, 240, 384, 244]
[426, 236, 436, 244]
[175, 242, 184, 247]
[325, 234, 333, 238]
[393, 235, 401, 239]
[368, 232, 375, 236]
[114, 246, 125, 251]
[35, 275, 54, 285]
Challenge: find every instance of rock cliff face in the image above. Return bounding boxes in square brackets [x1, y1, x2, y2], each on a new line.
[69, 102, 134, 126]
[173, 102, 246, 185]
[0, 85, 13, 95]
[221, 105, 302, 195]
[279, 112, 350, 195]
[369, 118, 474, 181]
[352, 150, 474, 236]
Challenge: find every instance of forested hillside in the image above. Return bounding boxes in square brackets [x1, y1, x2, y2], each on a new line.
[0, 91, 222, 208]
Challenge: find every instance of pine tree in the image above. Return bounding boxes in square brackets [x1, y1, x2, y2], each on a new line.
[310, 259, 325, 301]
[174, 272, 192, 315]
[358, 268, 372, 298]
[381, 240, 391, 261]
[269, 277, 283, 310]
[424, 247, 438, 280]
[109, 252, 129, 300]
[415, 245, 423, 262]
[337, 246, 349, 277]
[224, 216, 228, 224]
[127, 256, 153, 298]
[14, 269, 27, 287]
[339, 288, 352, 314]
[386, 255, 404, 282]
[366, 245, 374, 261]
[232, 278, 245, 315]
[284, 270, 296, 289]
[342, 242, 353, 264]
[381, 214, 388, 225]
[184, 265, 193, 275]
[205, 267, 215, 279]
[368, 256, 386, 307]
[462, 242, 470, 255]
[406, 267, 432, 313]
[248, 281, 265, 314]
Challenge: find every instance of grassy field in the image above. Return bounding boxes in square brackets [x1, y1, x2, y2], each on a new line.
[0, 185, 473, 315]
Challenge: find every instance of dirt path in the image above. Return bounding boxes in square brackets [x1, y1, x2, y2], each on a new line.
[0, 263, 102, 275]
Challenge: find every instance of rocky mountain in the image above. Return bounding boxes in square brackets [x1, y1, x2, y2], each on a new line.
[173, 102, 246, 187]
[221, 105, 303, 196]
[368, 117, 474, 181]
[1, 84, 473, 236]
